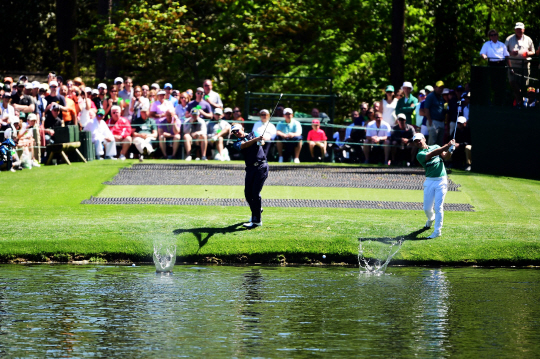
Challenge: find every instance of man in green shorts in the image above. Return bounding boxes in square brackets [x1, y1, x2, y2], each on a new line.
[413, 133, 455, 239]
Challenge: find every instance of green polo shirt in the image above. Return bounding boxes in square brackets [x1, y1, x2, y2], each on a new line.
[417, 145, 447, 178]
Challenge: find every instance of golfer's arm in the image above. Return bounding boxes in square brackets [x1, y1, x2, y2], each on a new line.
[426, 144, 449, 161]
[240, 137, 258, 149]
[441, 150, 452, 160]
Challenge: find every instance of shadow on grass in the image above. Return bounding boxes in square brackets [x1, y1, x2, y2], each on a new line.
[173, 222, 246, 251]
[359, 227, 431, 243]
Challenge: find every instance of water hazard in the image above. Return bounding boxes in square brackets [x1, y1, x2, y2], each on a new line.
[1, 265, 539, 357]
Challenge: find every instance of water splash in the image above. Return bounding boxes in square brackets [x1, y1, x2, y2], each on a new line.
[153, 243, 177, 273]
[358, 237, 404, 275]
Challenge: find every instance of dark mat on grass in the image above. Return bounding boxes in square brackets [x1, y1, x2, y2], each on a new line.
[82, 196, 474, 212]
[104, 164, 461, 191]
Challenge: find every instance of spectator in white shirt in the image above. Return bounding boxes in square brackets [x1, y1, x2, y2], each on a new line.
[83, 108, 117, 159]
[202, 79, 223, 111]
[480, 29, 510, 66]
[363, 111, 392, 165]
[252, 109, 277, 157]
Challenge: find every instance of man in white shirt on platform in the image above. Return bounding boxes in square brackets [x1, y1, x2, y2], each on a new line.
[363, 111, 392, 165]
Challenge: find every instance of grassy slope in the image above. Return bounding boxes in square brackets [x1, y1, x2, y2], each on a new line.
[0, 160, 539, 264]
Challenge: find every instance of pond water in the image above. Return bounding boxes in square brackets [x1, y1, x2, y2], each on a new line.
[1, 265, 539, 358]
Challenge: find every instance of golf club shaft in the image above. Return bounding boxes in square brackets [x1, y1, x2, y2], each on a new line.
[260, 93, 283, 138]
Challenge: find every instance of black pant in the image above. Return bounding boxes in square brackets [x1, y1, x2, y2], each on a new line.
[245, 163, 269, 223]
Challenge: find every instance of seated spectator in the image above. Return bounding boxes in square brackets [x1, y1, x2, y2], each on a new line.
[150, 90, 175, 124]
[524, 87, 537, 107]
[207, 108, 231, 161]
[252, 109, 276, 158]
[183, 108, 207, 161]
[186, 87, 212, 120]
[276, 107, 302, 163]
[42, 103, 63, 143]
[83, 108, 117, 160]
[223, 107, 233, 122]
[232, 106, 245, 122]
[307, 119, 327, 161]
[390, 113, 416, 165]
[311, 108, 320, 118]
[363, 111, 391, 165]
[158, 109, 181, 159]
[275, 106, 284, 117]
[332, 127, 348, 162]
[366, 107, 375, 122]
[16, 113, 40, 167]
[106, 105, 132, 160]
[131, 103, 157, 161]
[458, 92, 470, 120]
[452, 116, 472, 171]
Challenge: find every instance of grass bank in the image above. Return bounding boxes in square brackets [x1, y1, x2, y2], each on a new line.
[1, 160, 539, 265]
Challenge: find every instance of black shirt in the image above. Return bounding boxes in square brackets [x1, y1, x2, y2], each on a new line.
[234, 132, 266, 166]
[92, 96, 103, 110]
[391, 124, 415, 142]
[44, 115, 62, 129]
[45, 94, 66, 119]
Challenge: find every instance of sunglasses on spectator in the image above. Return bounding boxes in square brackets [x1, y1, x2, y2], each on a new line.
[50, 85, 57, 88]
[489, 33, 498, 37]
[135, 90, 141, 93]
[375, 116, 382, 119]
[196, 92, 204, 95]
[97, 114, 104, 117]
[180, 97, 186, 99]
[111, 90, 117, 93]
[233, 110, 241, 113]
[361, 108, 367, 111]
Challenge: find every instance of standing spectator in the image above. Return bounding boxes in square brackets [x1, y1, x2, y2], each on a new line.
[142, 85, 150, 99]
[373, 101, 381, 113]
[275, 106, 284, 117]
[311, 108, 320, 118]
[131, 103, 157, 160]
[382, 85, 398, 125]
[150, 90, 175, 124]
[223, 107, 234, 122]
[452, 116, 472, 171]
[183, 108, 208, 161]
[163, 83, 178, 108]
[42, 103, 63, 142]
[11, 82, 35, 115]
[252, 109, 276, 158]
[93, 83, 107, 110]
[505, 22, 536, 106]
[77, 86, 93, 128]
[207, 108, 231, 161]
[158, 109, 181, 159]
[363, 111, 391, 165]
[44, 81, 67, 123]
[366, 107, 375, 122]
[83, 109, 117, 160]
[129, 86, 149, 120]
[232, 106, 245, 122]
[186, 87, 212, 119]
[106, 105, 132, 160]
[174, 92, 190, 121]
[60, 85, 78, 126]
[395, 82, 418, 125]
[104, 86, 124, 120]
[114, 77, 124, 93]
[276, 108, 303, 163]
[1, 92, 15, 119]
[414, 90, 425, 130]
[307, 119, 327, 161]
[391, 113, 416, 165]
[119, 77, 134, 120]
[458, 93, 470, 120]
[424, 81, 446, 146]
[480, 29, 510, 105]
[202, 79, 223, 111]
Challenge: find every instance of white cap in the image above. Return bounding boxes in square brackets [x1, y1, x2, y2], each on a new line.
[283, 108, 293, 115]
[27, 113, 37, 122]
[214, 108, 223, 115]
[231, 124, 242, 132]
[151, 83, 160, 89]
[402, 81, 413, 89]
[418, 89, 426, 96]
[397, 113, 406, 120]
[39, 84, 49, 90]
[515, 22, 525, 29]
[259, 109, 270, 115]
[442, 88, 450, 94]
[49, 80, 58, 87]
[11, 116, 20, 124]
[412, 133, 425, 141]
[223, 107, 233, 113]
[157, 90, 166, 95]
[98, 83, 107, 89]
[91, 89, 99, 95]
[457, 116, 467, 124]
[114, 77, 123, 84]
[24, 83, 33, 89]
[31, 81, 40, 88]
[85, 87, 92, 93]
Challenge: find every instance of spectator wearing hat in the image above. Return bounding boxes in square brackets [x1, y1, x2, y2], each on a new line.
[163, 83, 178, 108]
[252, 109, 277, 158]
[1, 92, 15, 119]
[157, 109, 181, 159]
[382, 85, 398, 125]
[458, 93, 470, 120]
[83, 108, 117, 159]
[505, 22, 536, 106]
[129, 86, 150, 120]
[59, 85, 79, 126]
[3, 77, 13, 88]
[131, 103, 157, 160]
[150, 90, 175, 124]
[452, 116, 472, 171]
[306, 119, 327, 161]
[183, 108, 208, 161]
[106, 105, 132, 160]
[207, 108, 231, 161]
[174, 92, 190, 121]
[391, 113, 416, 165]
[424, 81, 446, 146]
[395, 82, 418, 126]
[119, 77, 134, 120]
[151, 83, 160, 92]
[11, 82, 36, 115]
[524, 87, 537, 107]
[276, 108, 302, 163]
[186, 87, 212, 119]
[42, 103, 63, 142]
[202, 79, 223, 111]
[93, 83, 107, 110]
[414, 90, 426, 130]
[223, 107, 234, 122]
[44, 81, 67, 124]
[363, 111, 392, 165]
[113, 77, 124, 93]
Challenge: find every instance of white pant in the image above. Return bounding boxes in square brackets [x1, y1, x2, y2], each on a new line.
[423, 176, 448, 234]
[133, 137, 155, 154]
[94, 139, 117, 157]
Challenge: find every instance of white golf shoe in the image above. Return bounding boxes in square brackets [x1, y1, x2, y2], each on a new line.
[427, 231, 441, 239]
[425, 219, 434, 228]
[185, 156, 192, 161]
[243, 222, 262, 229]
[249, 208, 264, 222]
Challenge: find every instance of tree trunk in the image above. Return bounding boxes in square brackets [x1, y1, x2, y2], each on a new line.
[56, 0, 77, 77]
[390, 0, 405, 90]
[96, 0, 110, 79]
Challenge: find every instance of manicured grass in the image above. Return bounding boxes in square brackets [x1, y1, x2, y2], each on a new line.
[1, 160, 539, 265]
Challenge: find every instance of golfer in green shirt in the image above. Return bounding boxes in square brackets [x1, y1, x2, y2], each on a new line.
[413, 133, 455, 239]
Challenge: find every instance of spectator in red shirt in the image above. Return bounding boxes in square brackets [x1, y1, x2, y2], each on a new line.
[106, 105, 132, 160]
[307, 119, 327, 161]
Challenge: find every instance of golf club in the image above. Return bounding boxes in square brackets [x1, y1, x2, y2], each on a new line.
[448, 100, 460, 153]
[259, 93, 284, 144]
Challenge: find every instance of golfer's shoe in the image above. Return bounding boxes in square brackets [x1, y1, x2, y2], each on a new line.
[249, 208, 264, 222]
[243, 222, 262, 229]
[425, 219, 434, 229]
[427, 231, 441, 239]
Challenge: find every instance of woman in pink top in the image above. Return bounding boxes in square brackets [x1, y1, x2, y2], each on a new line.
[306, 119, 327, 161]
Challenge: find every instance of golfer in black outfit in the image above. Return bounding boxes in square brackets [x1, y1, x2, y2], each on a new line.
[231, 123, 268, 228]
